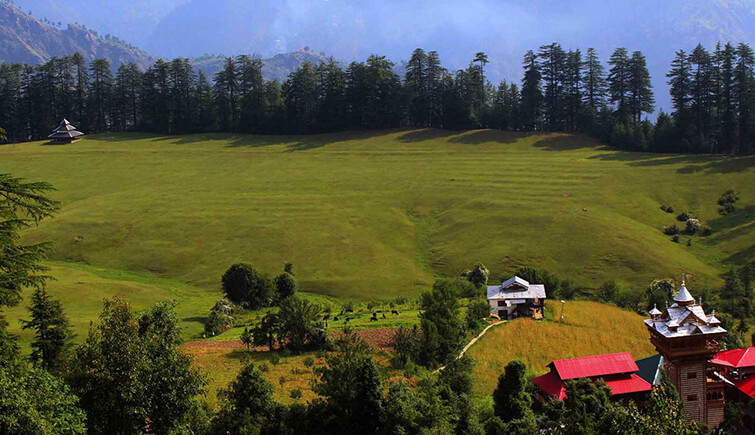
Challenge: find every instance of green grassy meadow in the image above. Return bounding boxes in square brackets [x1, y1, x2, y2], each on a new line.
[2, 128, 753, 346]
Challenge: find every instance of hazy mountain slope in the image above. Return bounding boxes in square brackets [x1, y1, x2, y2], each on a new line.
[0, 3, 155, 69]
[14, 0, 190, 47]
[191, 48, 329, 81]
[145, 0, 755, 112]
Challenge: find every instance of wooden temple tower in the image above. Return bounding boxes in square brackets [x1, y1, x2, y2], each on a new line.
[645, 279, 727, 428]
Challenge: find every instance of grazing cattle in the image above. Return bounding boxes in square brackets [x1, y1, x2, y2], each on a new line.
[391, 310, 399, 315]
[333, 316, 339, 321]
[382, 312, 387, 319]
[344, 317, 351, 323]
[370, 317, 378, 322]
[323, 314, 330, 321]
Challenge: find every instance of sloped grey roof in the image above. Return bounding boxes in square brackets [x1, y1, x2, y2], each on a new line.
[487, 279, 546, 300]
[48, 118, 83, 138]
[673, 282, 694, 303]
[502, 276, 529, 289]
[646, 282, 727, 338]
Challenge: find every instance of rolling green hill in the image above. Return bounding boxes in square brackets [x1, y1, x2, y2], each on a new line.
[2, 129, 753, 314]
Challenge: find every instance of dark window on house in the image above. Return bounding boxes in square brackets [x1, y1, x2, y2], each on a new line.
[687, 372, 697, 379]
[687, 395, 698, 402]
[497, 301, 505, 307]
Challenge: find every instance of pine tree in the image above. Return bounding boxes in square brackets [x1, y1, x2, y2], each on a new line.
[315, 58, 346, 132]
[520, 50, 543, 131]
[473, 51, 490, 120]
[689, 44, 714, 149]
[406, 48, 429, 126]
[236, 55, 266, 133]
[718, 43, 738, 153]
[668, 50, 691, 119]
[114, 62, 141, 130]
[195, 70, 215, 132]
[169, 58, 196, 134]
[213, 57, 239, 132]
[538, 43, 567, 130]
[20, 287, 72, 371]
[608, 47, 631, 121]
[283, 61, 318, 133]
[564, 49, 583, 131]
[734, 43, 755, 154]
[88, 58, 112, 133]
[628, 51, 655, 123]
[582, 48, 607, 110]
[425, 51, 446, 127]
[71, 52, 88, 130]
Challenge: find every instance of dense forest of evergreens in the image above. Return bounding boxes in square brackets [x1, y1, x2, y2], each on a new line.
[1, 42, 754, 154]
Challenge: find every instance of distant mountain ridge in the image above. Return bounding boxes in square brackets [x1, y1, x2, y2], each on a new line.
[191, 49, 330, 82]
[0, 2, 155, 69]
[1, 3, 334, 82]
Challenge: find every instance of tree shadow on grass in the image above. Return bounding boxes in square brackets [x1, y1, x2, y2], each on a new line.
[676, 155, 755, 174]
[706, 205, 755, 242]
[396, 128, 458, 143]
[283, 129, 397, 152]
[531, 133, 608, 151]
[724, 243, 755, 265]
[88, 132, 162, 142]
[448, 129, 531, 145]
[588, 149, 755, 174]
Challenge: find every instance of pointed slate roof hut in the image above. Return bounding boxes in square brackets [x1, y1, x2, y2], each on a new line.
[48, 119, 83, 143]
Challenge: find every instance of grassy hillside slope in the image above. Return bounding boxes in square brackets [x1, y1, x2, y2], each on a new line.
[466, 300, 657, 396]
[2, 129, 753, 303]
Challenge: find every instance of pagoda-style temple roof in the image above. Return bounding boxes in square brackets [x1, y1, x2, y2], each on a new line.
[673, 280, 695, 304]
[48, 119, 84, 141]
[645, 280, 726, 338]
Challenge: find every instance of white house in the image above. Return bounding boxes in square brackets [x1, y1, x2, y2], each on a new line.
[487, 276, 546, 320]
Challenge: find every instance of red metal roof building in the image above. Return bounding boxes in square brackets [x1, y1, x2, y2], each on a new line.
[532, 352, 652, 402]
[711, 347, 755, 399]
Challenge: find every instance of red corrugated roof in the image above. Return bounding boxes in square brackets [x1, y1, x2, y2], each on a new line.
[550, 352, 639, 380]
[533, 371, 567, 400]
[604, 374, 653, 396]
[713, 347, 755, 369]
[533, 372, 650, 400]
[734, 375, 755, 398]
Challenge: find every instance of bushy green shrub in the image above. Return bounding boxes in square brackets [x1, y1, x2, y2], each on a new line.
[392, 296, 408, 306]
[290, 388, 302, 400]
[203, 310, 234, 336]
[671, 235, 680, 243]
[303, 356, 315, 367]
[258, 362, 269, 372]
[685, 218, 701, 234]
[274, 272, 298, 301]
[270, 353, 281, 365]
[221, 263, 274, 309]
[701, 225, 713, 236]
[677, 211, 695, 222]
[718, 189, 739, 215]
[466, 298, 492, 329]
[663, 224, 679, 235]
[461, 263, 490, 288]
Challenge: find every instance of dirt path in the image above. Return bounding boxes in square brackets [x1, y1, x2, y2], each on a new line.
[434, 321, 507, 373]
